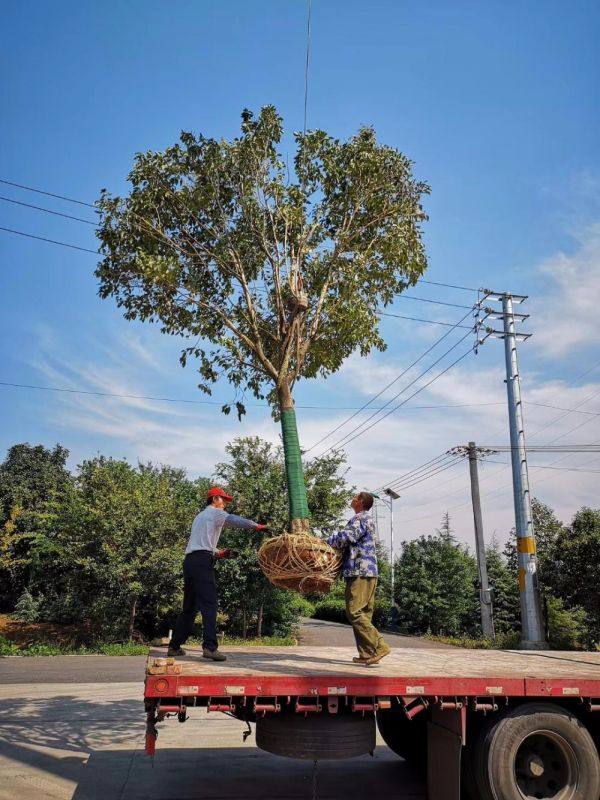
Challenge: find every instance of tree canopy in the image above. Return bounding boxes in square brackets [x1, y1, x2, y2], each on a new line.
[96, 106, 429, 416]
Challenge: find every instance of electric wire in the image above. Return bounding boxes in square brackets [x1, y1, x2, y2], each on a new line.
[320, 340, 477, 456]
[0, 196, 97, 225]
[386, 456, 464, 492]
[0, 226, 99, 254]
[305, 306, 479, 453]
[303, 0, 312, 137]
[379, 452, 454, 490]
[378, 310, 474, 328]
[0, 380, 504, 413]
[0, 176, 481, 295]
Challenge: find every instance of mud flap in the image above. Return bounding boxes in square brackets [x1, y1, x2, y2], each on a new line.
[427, 707, 465, 800]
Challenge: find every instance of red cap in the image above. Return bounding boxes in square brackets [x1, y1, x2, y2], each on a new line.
[207, 487, 233, 502]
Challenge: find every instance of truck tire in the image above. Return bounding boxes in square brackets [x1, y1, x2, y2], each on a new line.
[376, 709, 428, 771]
[468, 702, 600, 800]
[256, 711, 375, 760]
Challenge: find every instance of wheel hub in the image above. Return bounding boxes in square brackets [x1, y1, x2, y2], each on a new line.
[514, 731, 577, 799]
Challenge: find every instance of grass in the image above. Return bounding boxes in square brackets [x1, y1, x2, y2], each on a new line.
[0, 635, 149, 657]
[187, 634, 297, 647]
[0, 633, 295, 656]
[424, 632, 521, 649]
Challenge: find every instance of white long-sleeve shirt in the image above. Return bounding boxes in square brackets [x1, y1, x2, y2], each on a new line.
[185, 505, 258, 554]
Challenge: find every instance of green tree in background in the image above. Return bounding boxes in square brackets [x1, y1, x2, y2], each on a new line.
[394, 517, 479, 637]
[0, 443, 71, 609]
[485, 539, 520, 636]
[28, 458, 207, 640]
[96, 106, 429, 534]
[551, 507, 600, 646]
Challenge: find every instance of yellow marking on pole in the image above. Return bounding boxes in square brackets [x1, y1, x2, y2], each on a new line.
[517, 537, 536, 554]
[518, 567, 526, 591]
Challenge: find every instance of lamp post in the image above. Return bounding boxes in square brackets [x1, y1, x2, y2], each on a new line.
[383, 488, 400, 609]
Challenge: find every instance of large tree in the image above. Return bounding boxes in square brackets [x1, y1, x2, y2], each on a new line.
[96, 106, 428, 532]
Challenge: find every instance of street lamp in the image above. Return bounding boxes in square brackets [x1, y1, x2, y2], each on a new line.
[383, 488, 400, 612]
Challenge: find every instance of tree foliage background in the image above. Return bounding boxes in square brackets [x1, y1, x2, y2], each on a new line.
[1, 441, 598, 650]
[0, 440, 351, 642]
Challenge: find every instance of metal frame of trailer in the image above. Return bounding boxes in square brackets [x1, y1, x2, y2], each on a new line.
[143, 647, 600, 800]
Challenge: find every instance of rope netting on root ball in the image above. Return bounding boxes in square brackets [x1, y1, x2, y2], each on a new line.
[258, 520, 342, 595]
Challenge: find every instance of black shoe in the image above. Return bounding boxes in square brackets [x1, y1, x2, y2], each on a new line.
[202, 648, 226, 662]
[167, 646, 186, 657]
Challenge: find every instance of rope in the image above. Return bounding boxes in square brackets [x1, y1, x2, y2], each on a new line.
[258, 533, 341, 595]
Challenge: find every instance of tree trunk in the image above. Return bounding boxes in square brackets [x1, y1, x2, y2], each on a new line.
[277, 381, 310, 533]
[242, 606, 248, 639]
[257, 603, 263, 637]
[128, 597, 137, 642]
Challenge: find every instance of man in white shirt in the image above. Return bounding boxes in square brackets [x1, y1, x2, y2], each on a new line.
[168, 487, 269, 660]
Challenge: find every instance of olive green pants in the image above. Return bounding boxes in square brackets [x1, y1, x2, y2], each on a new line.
[345, 576, 383, 658]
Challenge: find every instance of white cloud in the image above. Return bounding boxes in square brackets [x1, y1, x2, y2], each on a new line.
[532, 223, 600, 357]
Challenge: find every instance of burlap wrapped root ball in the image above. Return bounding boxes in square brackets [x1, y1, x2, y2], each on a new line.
[258, 520, 342, 595]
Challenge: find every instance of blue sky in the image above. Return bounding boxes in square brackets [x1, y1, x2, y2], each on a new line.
[1, 1, 599, 546]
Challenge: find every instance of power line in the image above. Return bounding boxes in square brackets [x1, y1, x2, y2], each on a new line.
[485, 459, 600, 474]
[303, 0, 312, 137]
[321, 341, 477, 456]
[478, 445, 600, 452]
[379, 452, 453, 490]
[305, 306, 479, 453]
[378, 310, 474, 329]
[0, 196, 97, 225]
[0, 226, 99, 254]
[388, 456, 464, 492]
[0, 176, 483, 295]
[0, 178, 96, 208]
[526, 402, 600, 416]
[0, 379, 504, 413]
[398, 295, 473, 310]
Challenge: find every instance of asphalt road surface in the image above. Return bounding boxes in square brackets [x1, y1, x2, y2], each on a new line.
[0, 618, 450, 684]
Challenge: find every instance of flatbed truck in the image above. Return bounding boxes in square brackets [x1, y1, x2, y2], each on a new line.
[144, 644, 600, 799]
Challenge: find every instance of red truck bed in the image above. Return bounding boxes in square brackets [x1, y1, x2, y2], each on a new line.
[145, 645, 600, 700]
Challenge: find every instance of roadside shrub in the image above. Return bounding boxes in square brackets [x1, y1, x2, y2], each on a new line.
[546, 596, 589, 650]
[14, 590, 42, 622]
[313, 598, 391, 629]
[289, 596, 316, 618]
[313, 598, 347, 624]
[0, 635, 19, 655]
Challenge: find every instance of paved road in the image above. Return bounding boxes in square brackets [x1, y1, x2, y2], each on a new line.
[0, 682, 426, 799]
[299, 617, 452, 649]
[0, 618, 450, 684]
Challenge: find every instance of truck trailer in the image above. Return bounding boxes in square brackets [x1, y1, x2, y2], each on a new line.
[144, 644, 600, 799]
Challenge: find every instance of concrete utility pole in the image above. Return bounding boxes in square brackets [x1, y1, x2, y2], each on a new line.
[467, 442, 495, 638]
[486, 292, 547, 649]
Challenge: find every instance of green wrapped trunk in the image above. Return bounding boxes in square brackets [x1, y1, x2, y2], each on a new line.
[278, 383, 310, 533]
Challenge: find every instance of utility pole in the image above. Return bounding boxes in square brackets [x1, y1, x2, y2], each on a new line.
[485, 292, 547, 649]
[467, 442, 495, 638]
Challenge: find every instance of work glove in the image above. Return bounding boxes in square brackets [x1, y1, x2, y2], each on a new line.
[256, 524, 271, 533]
[215, 548, 239, 559]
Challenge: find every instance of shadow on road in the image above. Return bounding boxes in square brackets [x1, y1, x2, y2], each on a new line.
[0, 694, 426, 799]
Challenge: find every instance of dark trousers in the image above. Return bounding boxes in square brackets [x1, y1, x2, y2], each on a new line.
[171, 551, 218, 651]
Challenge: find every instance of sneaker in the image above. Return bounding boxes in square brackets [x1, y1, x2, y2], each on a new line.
[364, 643, 391, 666]
[352, 656, 370, 663]
[167, 646, 186, 657]
[203, 648, 227, 662]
